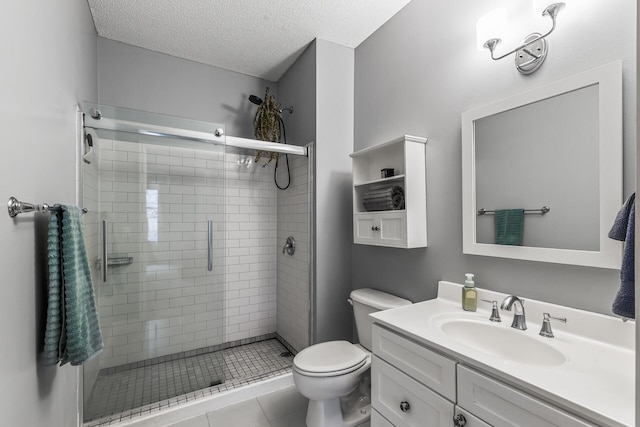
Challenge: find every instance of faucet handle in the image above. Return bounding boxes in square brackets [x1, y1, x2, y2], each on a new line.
[481, 299, 501, 322]
[539, 312, 567, 338]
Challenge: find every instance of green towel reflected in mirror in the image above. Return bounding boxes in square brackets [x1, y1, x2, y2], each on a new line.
[495, 209, 524, 246]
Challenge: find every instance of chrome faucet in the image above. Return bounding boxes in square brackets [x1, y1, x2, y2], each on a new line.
[500, 295, 527, 330]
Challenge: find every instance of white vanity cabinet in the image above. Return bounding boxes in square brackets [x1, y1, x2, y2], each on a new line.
[350, 135, 427, 248]
[371, 324, 596, 427]
[457, 366, 594, 427]
[371, 325, 455, 426]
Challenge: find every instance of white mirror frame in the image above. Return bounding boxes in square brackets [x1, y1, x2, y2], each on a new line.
[462, 61, 623, 269]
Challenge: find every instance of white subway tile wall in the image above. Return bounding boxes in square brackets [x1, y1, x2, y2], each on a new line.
[95, 140, 278, 369]
[276, 154, 312, 352]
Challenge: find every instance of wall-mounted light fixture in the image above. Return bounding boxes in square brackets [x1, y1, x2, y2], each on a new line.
[479, 3, 565, 75]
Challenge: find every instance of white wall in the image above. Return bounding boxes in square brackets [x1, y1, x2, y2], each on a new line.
[275, 155, 312, 352]
[353, 0, 636, 314]
[0, 1, 97, 426]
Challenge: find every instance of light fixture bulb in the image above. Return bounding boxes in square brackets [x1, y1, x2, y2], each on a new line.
[483, 39, 501, 53]
[476, 8, 507, 51]
[543, 3, 565, 19]
[532, 1, 565, 20]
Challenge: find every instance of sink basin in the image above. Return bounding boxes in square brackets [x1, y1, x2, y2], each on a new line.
[439, 319, 567, 367]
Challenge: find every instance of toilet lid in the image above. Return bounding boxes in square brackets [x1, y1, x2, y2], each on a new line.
[293, 341, 367, 374]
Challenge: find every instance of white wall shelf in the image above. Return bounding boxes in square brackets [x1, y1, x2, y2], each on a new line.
[354, 174, 406, 188]
[350, 135, 427, 248]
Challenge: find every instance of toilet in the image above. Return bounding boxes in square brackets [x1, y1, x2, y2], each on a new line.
[293, 288, 412, 427]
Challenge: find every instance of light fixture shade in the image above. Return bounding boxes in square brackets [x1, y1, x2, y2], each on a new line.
[476, 8, 507, 51]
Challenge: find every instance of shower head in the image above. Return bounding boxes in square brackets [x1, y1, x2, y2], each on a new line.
[249, 95, 263, 106]
[248, 94, 293, 114]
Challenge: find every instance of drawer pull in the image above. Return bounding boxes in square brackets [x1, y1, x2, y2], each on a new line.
[453, 413, 467, 426]
[400, 401, 411, 412]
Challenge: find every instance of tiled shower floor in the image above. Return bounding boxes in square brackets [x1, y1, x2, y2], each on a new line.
[85, 339, 294, 425]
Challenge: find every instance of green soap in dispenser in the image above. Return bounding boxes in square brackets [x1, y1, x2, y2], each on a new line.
[462, 273, 477, 311]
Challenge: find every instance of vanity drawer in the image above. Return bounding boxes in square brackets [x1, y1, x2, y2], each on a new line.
[372, 325, 456, 401]
[371, 408, 395, 427]
[457, 365, 596, 427]
[454, 405, 491, 427]
[372, 356, 454, 427]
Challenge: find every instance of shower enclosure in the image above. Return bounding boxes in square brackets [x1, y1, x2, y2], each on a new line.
[80, 103, 313, 424]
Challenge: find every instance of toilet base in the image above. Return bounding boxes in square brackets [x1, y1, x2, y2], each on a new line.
[305, 399, 371, 427]
[306, 398, 343, 427]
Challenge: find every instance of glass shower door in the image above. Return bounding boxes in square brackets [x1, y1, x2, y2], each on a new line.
[82, 105, 226, 422]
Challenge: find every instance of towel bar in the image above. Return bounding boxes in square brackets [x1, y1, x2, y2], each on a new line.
[477, 206, 550, 216]
[7, 196, 88, 218]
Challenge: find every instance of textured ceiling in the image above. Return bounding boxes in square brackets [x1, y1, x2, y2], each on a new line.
[87, 0, 412, 81]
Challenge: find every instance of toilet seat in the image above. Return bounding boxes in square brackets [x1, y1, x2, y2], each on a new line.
[293, 341, 368, 377]
[294, 357, 369, 378]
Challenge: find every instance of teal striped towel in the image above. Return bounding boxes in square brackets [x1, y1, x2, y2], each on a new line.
[43, 205, 103, 366]
[495, 209, 524, 246]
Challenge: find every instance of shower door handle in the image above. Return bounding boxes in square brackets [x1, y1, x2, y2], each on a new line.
[101, 220, 108, 282]
[207, 220, 213, 272]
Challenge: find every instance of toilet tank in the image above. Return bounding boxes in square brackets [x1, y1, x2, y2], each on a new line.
[350, 288, 412, 350]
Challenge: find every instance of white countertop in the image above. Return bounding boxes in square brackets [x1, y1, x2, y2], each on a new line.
[370, 281, 635, 427]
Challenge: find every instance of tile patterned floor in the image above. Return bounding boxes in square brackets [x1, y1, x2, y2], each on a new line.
[85, 339, 294, 425]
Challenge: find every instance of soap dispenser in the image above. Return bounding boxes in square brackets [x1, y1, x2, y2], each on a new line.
[462, 273, 477, 312]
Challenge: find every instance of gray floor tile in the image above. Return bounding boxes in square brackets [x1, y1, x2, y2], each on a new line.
[205, 399, 271, 427]
[168, 414, 210, 427]
[268, 409, 308, 427]
[256, 385, 309, 421]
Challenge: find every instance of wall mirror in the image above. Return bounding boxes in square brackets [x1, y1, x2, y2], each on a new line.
[462, 61, 622, 268]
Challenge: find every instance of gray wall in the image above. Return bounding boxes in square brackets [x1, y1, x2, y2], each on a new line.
[354, 0, 636, 314]
[278, 41, 317, 349]
[278, 42, 317, 149]
[0, 1, 97, 426]
[636, 0, 640, 415]
[314, 40, 355, 343]
[279, 39, 355, 345]
[97, 38, 276, 139]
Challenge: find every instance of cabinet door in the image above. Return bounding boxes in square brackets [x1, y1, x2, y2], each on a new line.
[373, 325, 456, 401]
[378, 212, 407, 247]
[372, 357, 454, 427]
[354, 214, 377, 244]
[457, 366, 596, 427]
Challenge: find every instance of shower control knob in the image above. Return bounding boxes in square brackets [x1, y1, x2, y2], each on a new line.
[399, 401, 410, 412]
[373, 226, 380, 231]
[215, 128, 224, 137]
[453, 413, 467, 426]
